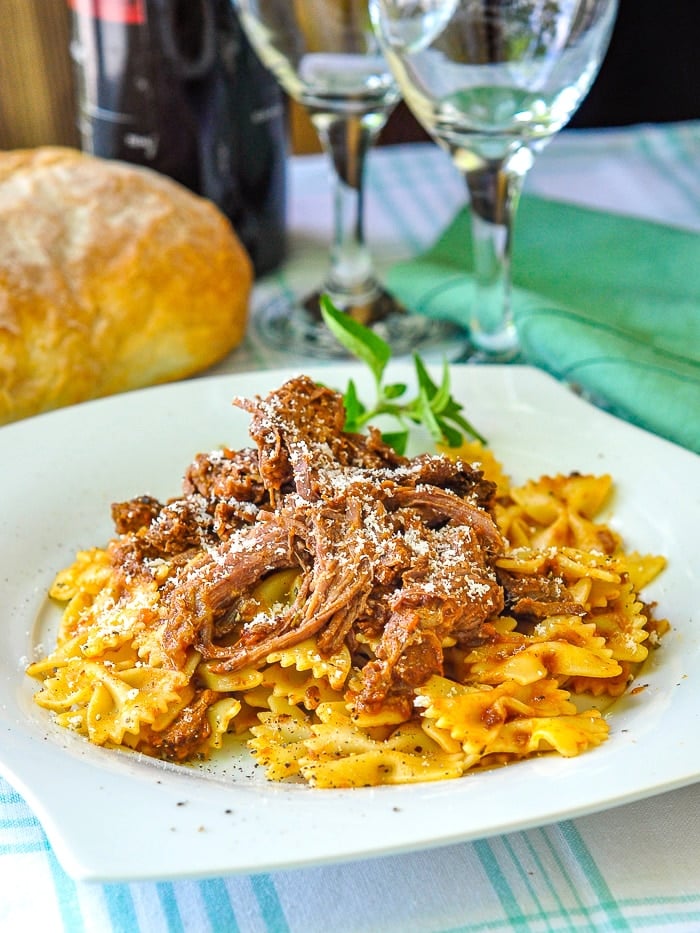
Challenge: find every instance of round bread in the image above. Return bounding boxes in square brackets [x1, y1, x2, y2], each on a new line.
[0, 146, 253, 425]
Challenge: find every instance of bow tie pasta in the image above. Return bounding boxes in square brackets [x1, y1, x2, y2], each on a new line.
[27, 377, 668, 787]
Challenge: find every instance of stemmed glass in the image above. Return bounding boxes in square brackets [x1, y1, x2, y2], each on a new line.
[370, 0, 618, 360]
[232, 0, 456, 356]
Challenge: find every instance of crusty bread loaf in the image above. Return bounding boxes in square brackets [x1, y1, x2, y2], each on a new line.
[0, 146, 253, 425]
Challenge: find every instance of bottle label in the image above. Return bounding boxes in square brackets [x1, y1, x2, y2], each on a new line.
[67, 0, 146, 24]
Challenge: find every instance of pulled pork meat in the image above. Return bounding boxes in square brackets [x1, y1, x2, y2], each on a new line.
[109, 375, 505, 719]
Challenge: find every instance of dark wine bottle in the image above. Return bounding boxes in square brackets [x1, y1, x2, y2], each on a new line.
[67, 0, 287, 276]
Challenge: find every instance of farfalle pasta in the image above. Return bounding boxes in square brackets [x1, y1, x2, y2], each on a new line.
[27, 376, 668, 787]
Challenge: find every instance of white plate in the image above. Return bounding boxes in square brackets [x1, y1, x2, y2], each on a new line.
[1, 364, 698, 883]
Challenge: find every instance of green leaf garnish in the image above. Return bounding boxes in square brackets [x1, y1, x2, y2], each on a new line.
[381, 430, 410, 456]
[320, 295, 391, 386]
[320, 296, 487, 449]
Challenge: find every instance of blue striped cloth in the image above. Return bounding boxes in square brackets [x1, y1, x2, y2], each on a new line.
[3, 123, 700, 931]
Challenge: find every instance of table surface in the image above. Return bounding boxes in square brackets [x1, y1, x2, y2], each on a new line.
[2, 121, 700, 933]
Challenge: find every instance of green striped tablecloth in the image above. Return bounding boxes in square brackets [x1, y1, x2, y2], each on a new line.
[2, 121, 700, 932]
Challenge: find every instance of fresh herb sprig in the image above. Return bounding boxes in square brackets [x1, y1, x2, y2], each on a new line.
[320, 295, 486, 455]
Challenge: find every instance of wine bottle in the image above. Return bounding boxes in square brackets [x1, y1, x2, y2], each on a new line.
[67, 0, 287, 276]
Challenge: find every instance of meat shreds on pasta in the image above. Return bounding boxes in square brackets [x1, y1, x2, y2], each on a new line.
[27, 376, 669, 786]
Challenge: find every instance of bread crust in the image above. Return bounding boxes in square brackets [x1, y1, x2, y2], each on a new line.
[0, 147, 253, 424]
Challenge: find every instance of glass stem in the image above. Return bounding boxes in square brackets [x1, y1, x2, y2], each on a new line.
[310, 109, 388, 316]
[464, 148, 532, 357]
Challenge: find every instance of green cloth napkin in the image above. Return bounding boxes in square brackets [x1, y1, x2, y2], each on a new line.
[387, 196, 700, 454]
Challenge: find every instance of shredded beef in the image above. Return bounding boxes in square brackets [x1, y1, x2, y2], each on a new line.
[111, 495, 162, 534]
[111, 375, 505, 726]
[234, 375, 407, 501]
[146, 689, 217, 761]
[183, 446, 268, 503]
[498, 567, 586, 620]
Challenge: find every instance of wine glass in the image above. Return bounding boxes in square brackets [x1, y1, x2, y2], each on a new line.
[370, 0, 618, 360]
[231, 0, 458, 357]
